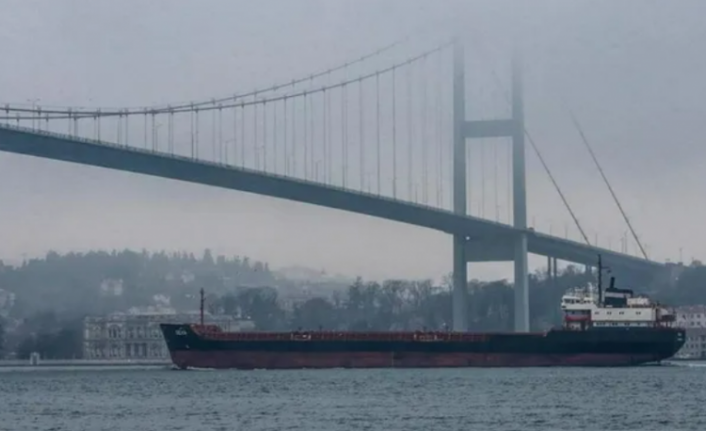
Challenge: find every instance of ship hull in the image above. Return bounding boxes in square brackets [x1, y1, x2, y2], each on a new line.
[160, 324, 685, 370]
[168, 351, 663, 369]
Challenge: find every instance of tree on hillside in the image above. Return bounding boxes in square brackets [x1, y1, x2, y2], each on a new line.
[1, 249, 705, 338]
[0, 249, 278, 319]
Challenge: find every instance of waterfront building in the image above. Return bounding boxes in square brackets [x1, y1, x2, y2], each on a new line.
[83, 307, 253, 360]
[674, 305, 706, 359]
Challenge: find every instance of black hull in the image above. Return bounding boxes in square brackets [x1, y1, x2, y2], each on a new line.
[160, 324, 685, 369]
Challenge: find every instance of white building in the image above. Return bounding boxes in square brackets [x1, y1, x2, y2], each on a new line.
[83, 308, 254, 360]
[674, 305, 706, 359]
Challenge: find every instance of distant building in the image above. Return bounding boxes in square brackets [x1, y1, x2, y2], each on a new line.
[82, 308, 254, 360]
[674, 305, 706, 359]
[0, 288, 15, 318]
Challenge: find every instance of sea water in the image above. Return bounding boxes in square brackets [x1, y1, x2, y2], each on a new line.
[0, 362, 704, 431]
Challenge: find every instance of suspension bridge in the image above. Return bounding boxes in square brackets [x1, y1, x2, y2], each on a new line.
[0, 36, 672, 332]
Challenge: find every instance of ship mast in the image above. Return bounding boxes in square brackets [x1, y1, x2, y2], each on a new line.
[199, 287, 205, 326]
[597, 254, 603, 306]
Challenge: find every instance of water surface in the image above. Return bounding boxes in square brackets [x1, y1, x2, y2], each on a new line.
[1, 362, 704, 431]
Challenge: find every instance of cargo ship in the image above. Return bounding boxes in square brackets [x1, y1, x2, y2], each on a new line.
[160, 261, 685, 369]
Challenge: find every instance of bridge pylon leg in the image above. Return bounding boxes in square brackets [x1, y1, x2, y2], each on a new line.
[513, 234, 529, 331]
[511, 48, 529, 332]
[452, 235, 468, 331]
[452, 38, 468, 332]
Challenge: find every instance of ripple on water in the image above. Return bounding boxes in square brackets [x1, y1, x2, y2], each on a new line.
[0, 364, 705, 431]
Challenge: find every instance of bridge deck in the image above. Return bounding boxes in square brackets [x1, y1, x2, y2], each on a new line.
[0, 124, 662, 273]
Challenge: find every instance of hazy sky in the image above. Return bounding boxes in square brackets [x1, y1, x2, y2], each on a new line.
[1, 0, 705, 281]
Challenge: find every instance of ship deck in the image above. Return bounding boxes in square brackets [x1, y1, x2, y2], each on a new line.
[189, 324, 550, 343]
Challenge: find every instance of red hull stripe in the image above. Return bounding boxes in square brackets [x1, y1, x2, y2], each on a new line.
[169, 350, 660, 369]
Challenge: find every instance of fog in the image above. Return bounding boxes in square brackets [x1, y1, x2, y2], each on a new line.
[0, 0, 704, 281]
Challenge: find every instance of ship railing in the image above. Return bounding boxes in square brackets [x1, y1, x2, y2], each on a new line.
[564, 314, 590, 321]
[413, 333, 441, 342]
[191, 324, 222, 334]
[197, 330, 496, 343]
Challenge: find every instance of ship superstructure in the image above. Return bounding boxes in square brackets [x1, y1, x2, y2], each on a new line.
[561, 277, 676, 331]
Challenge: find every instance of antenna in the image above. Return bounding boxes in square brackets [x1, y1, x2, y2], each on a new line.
[199, 288, 205, 326]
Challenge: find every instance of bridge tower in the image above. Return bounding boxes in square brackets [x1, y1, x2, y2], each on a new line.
[452, 39, 529, 332]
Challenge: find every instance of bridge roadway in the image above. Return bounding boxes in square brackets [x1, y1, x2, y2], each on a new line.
[0, 124, 663, 274]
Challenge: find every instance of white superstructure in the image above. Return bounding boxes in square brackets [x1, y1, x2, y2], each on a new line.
[560, 279, 675, 330]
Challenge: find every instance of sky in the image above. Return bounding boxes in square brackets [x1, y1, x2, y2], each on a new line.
[0, 0, 705, 282]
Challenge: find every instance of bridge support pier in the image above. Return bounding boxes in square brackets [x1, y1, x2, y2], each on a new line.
[457, 42, 529, 332]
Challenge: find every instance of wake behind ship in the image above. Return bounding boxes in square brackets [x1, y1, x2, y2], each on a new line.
[160, 273, 685, 369]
